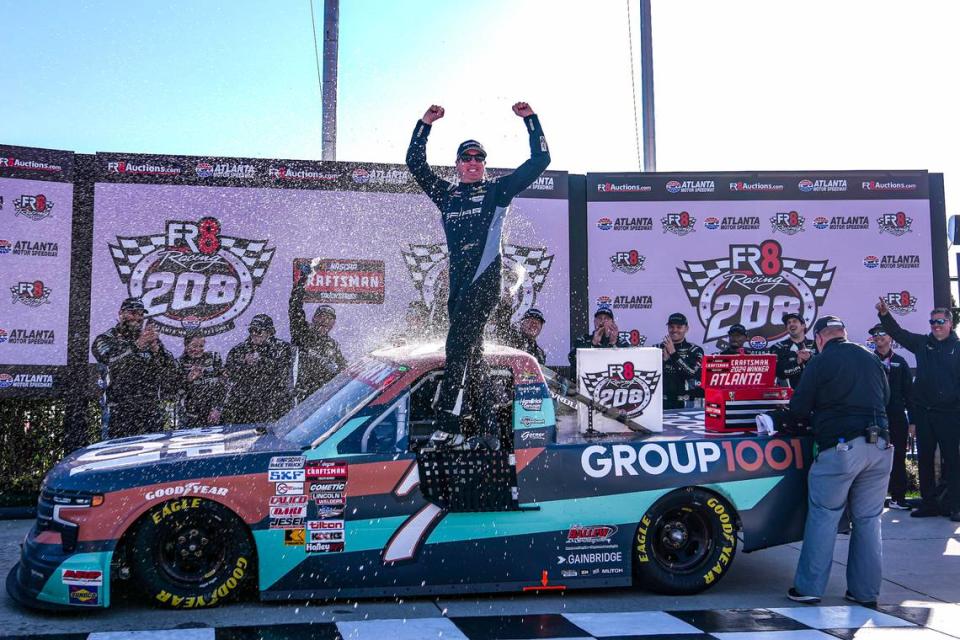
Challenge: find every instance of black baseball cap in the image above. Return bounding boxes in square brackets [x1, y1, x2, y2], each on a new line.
[249, 314, 275, 333]
[314, 305, 336, 319]
[456, 140, 486, 159]
[728, 323, 747, 336]
[522, 308, 546, 324]
[782, 312, 804, 324]
[868, 323, 888, 337]
[667, 312, 688, 326]
[594, 306, 614, 319]
[813, 315, 845, 335]
[120, 297, 145, 312]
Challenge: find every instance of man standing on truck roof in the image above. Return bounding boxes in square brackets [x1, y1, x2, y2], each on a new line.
[406, 101, 550, 449]
[786, 315, 892, 607]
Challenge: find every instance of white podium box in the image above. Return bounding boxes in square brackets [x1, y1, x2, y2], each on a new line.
[575, 347, 663, 433]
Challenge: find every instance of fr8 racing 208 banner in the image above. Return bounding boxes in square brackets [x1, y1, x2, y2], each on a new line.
[89, 153, 570, 365]
[0, 145, 75, 397]
[587, 172, 935, 365]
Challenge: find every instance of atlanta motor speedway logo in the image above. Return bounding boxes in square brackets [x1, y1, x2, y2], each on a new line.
[109, 218, 275, 336]
[677, 240, 835, 346]
[581, 362, 660, 419]
[402, 242, 554, 325]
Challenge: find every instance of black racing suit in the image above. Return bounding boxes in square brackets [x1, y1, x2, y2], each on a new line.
[406, 115, 550, 427]
[91, 325, 176, 437]
[222, 337, 293, 424]
[876, 349, 913, 503]
[177, 351, 226, 428]
[568, 332, 630, 380]
[662, 340, 704, 410]
[879, 312, 960, 512]
[772, 337, 817, 388]
[289, 280, 347, 402]
[505, 326, 546, 365]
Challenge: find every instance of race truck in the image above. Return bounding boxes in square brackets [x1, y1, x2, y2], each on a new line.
[7, 343, 811, 610]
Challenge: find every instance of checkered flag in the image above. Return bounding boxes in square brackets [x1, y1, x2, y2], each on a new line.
[502, 245, 554, 294]
[109, 234, 275, 285]
[108, 234, 167, 283]
[677, 257, 730, 307]
[401, 243, 449, 293]
[581, 369, 661, 402]
[781, 257, 835, 307]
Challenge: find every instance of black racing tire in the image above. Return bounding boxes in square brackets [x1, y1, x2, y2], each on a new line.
[633, 488, 738, 595]
[129, 498, 255, 609]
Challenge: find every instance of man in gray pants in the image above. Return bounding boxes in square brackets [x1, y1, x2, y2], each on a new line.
[786, 315, 893, 606]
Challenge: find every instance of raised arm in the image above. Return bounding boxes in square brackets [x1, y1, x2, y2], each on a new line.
[406, 105, 451, 205]
[498, 102, 551, 200]
[876, 298, 925, 354]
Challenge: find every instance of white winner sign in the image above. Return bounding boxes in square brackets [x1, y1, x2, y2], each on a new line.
[576, 347, 663, 433]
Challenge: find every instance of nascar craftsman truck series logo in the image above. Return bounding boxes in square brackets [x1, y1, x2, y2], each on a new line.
[581, 361, 661, 419]
[109, 218, 275, 336]
[677, 240, 835, 347]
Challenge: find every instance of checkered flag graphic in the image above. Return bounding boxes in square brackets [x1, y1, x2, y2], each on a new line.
[109, 234, 275, 285]
[676, 257, 730, 306]
[401, 243, 449, 293]
[581, 369, 661, 402]
[502, 245, 554, 294]
[781, 257, 835, 306]
[677, 256, 834, 308]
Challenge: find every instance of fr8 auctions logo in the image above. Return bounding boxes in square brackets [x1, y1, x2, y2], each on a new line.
[884, 290, 917, 315]
[877, 212, 912, 236]
[609, 250, 645, 273]
[10, 280, 51, 306]
[677, 239, 835, 347]
[581, 362, 661, 419]
[109, 218, 275, 336]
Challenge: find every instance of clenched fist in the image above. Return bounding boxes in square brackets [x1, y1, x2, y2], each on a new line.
[422, 105, 445, 125]
[512, 102, 534, 118]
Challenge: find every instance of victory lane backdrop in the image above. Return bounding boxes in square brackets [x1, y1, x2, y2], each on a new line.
[0, 145, 75, 397]
[586, 171, 939, 366]
[88, 152, 571, 367]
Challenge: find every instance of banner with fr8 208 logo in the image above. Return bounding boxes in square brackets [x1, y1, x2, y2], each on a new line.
[88, 153, 570, 366]
[587, 172, 934, 366]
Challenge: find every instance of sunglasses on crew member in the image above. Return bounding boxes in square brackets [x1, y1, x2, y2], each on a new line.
[930, 318, 949, 326]
[458, 153, 486, 163]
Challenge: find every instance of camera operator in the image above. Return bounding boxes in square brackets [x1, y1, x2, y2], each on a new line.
[786, 315, 892, 606]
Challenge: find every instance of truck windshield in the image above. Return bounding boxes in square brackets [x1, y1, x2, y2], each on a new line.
[274, 358, 403, 447]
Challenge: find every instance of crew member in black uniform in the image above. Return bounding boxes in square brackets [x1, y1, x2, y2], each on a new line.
[290, 269, 347, 402]
[504, 308, 547, 365]
[92, 298, 177, 438]
[718, 324, 749, 355]
[568, 306, 630, 379]
[877, 300, 960, 521]
[661, 312, 704, 410]
[177, 332, 226, 427]
[222, 314, 293, 424]
[407, 101, 550, 447]
[868, 323, 914, 511]
[773, 312, 816, 388]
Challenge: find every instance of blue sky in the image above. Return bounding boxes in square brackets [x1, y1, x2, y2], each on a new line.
[2, 0, 958, 223]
